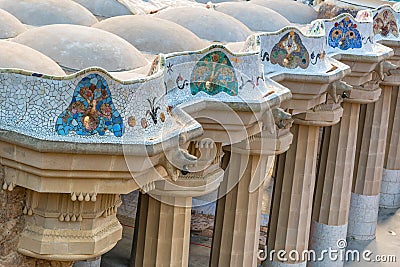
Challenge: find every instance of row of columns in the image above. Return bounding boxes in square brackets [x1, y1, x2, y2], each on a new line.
[103, 49, 400, 267]
[380, 43, 400, 209]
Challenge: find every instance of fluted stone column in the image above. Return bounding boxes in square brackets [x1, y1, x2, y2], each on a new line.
[210, 140, 273, 267]
[309, 102, 360, 267]
[381, 86, 400, 208]
[132, 194, 191, 267]
[266, 124, 320, 267]
[348, 85, 392, 240]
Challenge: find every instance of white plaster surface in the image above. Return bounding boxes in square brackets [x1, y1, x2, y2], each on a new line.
[93, 15, 208, 54]
[251, 0, 317, 24]
[347, 193, 380, 240]
[215, 2, 291, 32]
[13, 24, 147, 72]
[73, 0, 132, 17]
[0, 0, 98, 27]
[0, 40, 65, 76]
[154, 7, 253, 42]
[380, 169, 400, 208]
[0, 9, 26, 39]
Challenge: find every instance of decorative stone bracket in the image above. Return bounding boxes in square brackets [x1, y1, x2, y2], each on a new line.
[158, 146, 198, 181]
[374, 61, 398, 81]
[327, 80, 353, 103]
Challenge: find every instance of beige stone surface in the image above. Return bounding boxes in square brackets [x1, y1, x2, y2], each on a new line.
[353, 86, 392, 196]
[0, 183, 73, 267]
[211, 144, 273, 267]
[133, 194, 192, 267]
[268, 124, 320, 264]
[313, 102, 360, 226]
[385, 86, 400, 170]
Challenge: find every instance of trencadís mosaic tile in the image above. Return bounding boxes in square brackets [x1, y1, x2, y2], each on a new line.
[323, 13, 375, 54]
[0, 67, 178, 145]
[160, 44, 282, 109]
[246, 25, 331, 75]
[359, 5, 400, 42]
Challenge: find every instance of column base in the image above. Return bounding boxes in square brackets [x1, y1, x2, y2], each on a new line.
[380, 169, 400, 208]
[309, 221, 347, 267]
[264, 260, 306, 267]
[73, 257, 101, 267]
[347, 193, 379, 240]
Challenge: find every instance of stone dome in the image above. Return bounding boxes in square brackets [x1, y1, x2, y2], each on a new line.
[0, 40, 65, 76]
[195, 0, 240, 3]
[251, 0, 318, 24]
[215, 2, 291, 32]
[155, 7, 253, 42]
[72, 0, 131, 18]
[0, 0, 98, 27]
[93, 15, 208, 54]
[0, 9, 26, 39]
[13, 24, 148, 72]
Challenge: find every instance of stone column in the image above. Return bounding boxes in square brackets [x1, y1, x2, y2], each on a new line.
[210, 140, 273, 267]
[347, 85, 392, 240]
[266, 123, 320, 267]
[0, 181, 73, 267]
[309, 102, 360, 267]
[132, 193, 191, 267]
[380, 86, 400, 208]
[73, 257, 101, 267]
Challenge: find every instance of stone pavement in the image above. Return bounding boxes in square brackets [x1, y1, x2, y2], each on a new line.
[101, 207, 400, 267]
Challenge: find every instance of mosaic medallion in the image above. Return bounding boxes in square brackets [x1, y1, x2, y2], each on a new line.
[373, 9, 399, 37]
[328, 17, 362, 50]
[190, 51, 238, 96]
[55, 74, 124, 137]
[270, 31, 310, 69]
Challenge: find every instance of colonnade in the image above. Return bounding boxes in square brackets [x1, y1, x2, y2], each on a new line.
[2, 5, 400, 267]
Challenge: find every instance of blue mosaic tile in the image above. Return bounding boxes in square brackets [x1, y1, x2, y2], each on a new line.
[328, 17, 362, 50]
[55, 74, 124, 137]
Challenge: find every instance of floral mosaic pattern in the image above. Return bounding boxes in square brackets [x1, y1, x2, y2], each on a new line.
[328, 17, 362, 50]
[373, 9, 399, 37]
[270, 31, 310, 69]
[141, 97, 166, 129]
[190, 51, 238, 96]
[55, 74, 124, 137]
[307, 20, 325, 36]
